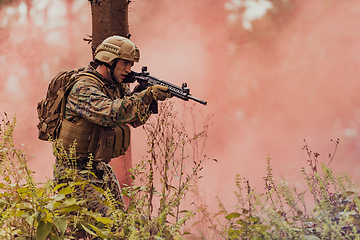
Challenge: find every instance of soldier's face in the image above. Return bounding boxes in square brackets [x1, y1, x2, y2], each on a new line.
[113, 59, 134, 84]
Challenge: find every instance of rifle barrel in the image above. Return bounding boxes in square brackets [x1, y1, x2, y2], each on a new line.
[188, 95, 207, 105]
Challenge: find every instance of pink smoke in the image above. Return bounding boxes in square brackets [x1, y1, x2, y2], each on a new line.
[1, 0, 360, 233]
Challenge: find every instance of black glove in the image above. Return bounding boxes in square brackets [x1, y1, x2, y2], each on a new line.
[132, 83, 147, 93]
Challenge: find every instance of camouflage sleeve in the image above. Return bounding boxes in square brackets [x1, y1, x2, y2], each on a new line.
[66, 79, 151, 127]
[123, 84, 151, 128]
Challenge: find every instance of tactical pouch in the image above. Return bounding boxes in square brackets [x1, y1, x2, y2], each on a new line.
[58, 118, 94, 153]
[94, 127, 115, 163]
[59, 120, 131, 163]
[112, 124, 130, 158]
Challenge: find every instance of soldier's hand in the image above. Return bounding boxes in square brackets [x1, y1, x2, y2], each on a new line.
[144, 85, 171, 104]
[151, 85, 171, 101]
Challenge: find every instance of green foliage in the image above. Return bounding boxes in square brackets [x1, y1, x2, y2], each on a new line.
[0, 114, 115, 239]
[0, 102, 209, 239]
[2, 105, 359, 239]
[122, 101, 209, 239]
[199, 139, 360, 240]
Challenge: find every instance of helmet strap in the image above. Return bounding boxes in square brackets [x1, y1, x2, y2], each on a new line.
[103, 59, 118, 83]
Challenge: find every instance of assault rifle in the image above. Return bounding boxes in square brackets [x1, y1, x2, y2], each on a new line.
[125, 66, 207, 113]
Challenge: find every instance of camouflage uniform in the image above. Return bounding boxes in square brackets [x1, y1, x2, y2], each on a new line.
[65, 63, 150, 127]
[55, 62, 151, 216]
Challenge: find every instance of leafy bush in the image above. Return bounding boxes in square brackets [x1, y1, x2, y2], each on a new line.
[0, 101, 209, 240]
[2, 105, 360, 239]
[199, 139, 360, 240]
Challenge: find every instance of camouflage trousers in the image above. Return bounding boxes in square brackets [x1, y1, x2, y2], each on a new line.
[54, 157, 124, 216]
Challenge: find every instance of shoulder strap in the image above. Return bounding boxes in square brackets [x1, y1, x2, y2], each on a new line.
[57, 71, 114, 135]
[49, 67, 85, 116]
[53, 67, 84, 138]
[76, 72, 120, 100]
[59, 68, 86, 117]
[76, 72, 106, 88]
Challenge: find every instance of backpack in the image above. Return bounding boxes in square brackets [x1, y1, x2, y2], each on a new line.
[37, 67, 84, 141]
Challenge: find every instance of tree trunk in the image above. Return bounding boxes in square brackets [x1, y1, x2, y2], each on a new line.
[90, 0, 129, 53]
[90, 0, 133, 192]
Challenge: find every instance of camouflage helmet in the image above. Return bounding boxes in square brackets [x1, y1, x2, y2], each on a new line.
[94, 36, 140, 63]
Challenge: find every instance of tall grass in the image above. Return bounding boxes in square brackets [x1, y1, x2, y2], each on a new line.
[198, 139, 360, 240]
[0, 102, 209, 239]
[1, 105, 359, 239]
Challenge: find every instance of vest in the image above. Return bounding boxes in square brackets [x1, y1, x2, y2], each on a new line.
[57, 73, 131, 163]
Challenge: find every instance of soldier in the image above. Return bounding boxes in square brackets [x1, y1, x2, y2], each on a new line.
[54, 36, 170, 219]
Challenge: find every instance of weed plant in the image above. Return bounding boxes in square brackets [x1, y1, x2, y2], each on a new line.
[2, 105, 359, 239]
[201, 139, 360, 240]
[0, 101, 209, 240]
